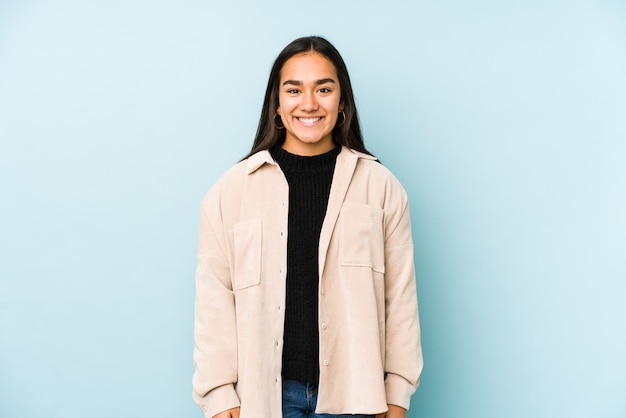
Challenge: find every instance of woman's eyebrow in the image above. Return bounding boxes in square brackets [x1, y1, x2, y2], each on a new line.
[282, 78, 337, 86]
[315, 78, 336, 85]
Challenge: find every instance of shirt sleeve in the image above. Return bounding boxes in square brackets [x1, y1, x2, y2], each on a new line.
[192, 189, 241, 418]
[382, 177, 423, 410]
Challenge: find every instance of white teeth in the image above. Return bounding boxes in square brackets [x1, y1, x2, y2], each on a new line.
[298, 117, 321, 124]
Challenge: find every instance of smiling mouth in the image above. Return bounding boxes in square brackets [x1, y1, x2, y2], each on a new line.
[297, 116, 322, 126]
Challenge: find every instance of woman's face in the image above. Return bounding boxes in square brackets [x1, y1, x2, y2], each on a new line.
[277, 52, 343, 156]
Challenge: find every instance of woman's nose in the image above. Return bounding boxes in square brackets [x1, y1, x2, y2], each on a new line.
[300, 91, 318, 111]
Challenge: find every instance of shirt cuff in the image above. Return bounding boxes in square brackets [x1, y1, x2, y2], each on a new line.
[196, 383, 240, 418]
[385, 373, 419, 411]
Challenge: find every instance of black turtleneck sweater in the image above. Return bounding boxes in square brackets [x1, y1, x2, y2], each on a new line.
[270, 144, 340, 384]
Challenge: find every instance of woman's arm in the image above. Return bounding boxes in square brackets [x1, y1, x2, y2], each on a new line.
[381, 178, 423, 410]
[192, 192, 241, 417]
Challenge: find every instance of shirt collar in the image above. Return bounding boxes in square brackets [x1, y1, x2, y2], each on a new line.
[245, 150, 274, 174]
[244, 146, 377, 175]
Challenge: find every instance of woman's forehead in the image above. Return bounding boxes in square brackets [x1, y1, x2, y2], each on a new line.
[280, 52, 338, 82]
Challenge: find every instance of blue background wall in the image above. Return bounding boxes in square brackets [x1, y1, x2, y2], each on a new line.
[1, 1, 625, 417]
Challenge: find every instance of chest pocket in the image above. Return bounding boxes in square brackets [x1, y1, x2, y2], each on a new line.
[339, 203, 385, 273]
[231, 219, 262, 290]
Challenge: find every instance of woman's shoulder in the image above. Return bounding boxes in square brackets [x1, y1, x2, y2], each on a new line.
[218, 150, 272, 181]
[346, 148, 398, 179]
[205, 150, 273, 196]
[344, 147, 409, 201]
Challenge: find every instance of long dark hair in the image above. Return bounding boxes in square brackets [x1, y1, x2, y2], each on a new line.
[243, 36, 373, 159]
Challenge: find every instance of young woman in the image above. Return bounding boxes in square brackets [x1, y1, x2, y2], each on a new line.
[192, 36, 423, 418]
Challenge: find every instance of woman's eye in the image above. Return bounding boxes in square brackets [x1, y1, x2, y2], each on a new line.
[287, 89, 300, 94]
[318, 87, 331, 93]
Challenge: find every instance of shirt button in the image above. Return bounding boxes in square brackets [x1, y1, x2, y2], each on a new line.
[320, 288, 325, 296]
[321, 323, 327, 330]
[275, 340, 279, 347]
[323, 359, 329, 366]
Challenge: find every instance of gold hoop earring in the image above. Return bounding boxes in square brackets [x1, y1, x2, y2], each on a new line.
[274, 113, 284, 129]
[336, 111, 346, 127]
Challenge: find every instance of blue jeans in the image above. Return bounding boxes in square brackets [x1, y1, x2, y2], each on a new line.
[282, 379, 375, 418]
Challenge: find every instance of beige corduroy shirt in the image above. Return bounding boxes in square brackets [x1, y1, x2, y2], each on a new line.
[192, 146, 422, 418]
